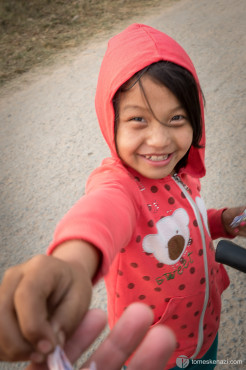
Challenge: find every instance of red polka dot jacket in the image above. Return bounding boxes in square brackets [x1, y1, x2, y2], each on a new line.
[47, 25, 231, 368]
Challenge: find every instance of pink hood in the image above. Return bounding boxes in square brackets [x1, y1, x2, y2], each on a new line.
[95, 23, 206, 178]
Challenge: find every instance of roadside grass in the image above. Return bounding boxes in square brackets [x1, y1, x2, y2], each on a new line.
[0, 0, 177, 86]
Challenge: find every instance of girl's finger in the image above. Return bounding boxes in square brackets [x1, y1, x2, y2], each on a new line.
[81, 303, 154, 370]
[13, 256, 67, 351]
[25, 362, 47, 370]
[14, 255, 92, 359]
[0, 266, 32, 361]
[237, 218, 246, 237]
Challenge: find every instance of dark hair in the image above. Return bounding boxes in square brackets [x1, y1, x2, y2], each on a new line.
[113, 61, 204, 171]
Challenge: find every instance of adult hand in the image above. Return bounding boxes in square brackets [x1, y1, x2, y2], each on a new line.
[0, 254, 92, 363]
[222, 206, 246, 237]
[26, 303, 176, 370]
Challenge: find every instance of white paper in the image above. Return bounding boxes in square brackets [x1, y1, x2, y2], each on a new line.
[47, 346, 73, 370]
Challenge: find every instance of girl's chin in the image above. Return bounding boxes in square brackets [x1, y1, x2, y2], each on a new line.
[136, 166, 175, 179]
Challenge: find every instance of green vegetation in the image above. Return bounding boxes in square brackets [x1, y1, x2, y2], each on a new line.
[0, 0, 176, 86]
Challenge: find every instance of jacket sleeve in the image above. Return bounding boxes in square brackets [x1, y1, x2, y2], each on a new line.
[207, 208, 234, 240]
[47, 180, 140, 282]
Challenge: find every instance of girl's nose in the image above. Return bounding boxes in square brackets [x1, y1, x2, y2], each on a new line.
[146, 122, 171, 148]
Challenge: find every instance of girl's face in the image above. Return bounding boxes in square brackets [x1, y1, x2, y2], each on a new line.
[116, 75, 193, 179]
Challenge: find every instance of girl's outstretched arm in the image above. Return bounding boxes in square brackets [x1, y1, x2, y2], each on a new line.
[0, 239, 100, 363]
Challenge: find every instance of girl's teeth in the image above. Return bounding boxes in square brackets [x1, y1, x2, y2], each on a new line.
[146, 155, 169, 161]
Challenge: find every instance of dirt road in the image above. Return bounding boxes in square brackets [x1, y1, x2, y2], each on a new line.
[0, 0, 245, 368]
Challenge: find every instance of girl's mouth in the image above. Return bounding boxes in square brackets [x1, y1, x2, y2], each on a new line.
[140, 153, 174, 167]
[144, 154, 170, 161]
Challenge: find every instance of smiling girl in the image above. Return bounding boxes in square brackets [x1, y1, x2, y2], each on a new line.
[0, 24, 245, 370]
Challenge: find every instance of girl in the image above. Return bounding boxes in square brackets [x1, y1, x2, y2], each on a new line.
[0, 24, 245, 369]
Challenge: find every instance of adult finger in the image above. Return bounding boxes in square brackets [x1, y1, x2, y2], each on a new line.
[81, 303, 154, 370]
[128, 324, 176, 370]
[65, 308, 107, 363]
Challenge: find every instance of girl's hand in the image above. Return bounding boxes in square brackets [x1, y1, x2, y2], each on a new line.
[0, 254, 92, 363]
[26, 303, 176, 370]
[222, 206, 246, 237]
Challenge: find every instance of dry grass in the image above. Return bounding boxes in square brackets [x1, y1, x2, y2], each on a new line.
[0, 0, 177, 86]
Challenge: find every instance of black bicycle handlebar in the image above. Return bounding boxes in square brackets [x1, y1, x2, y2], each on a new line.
[215, 240, 246, 273]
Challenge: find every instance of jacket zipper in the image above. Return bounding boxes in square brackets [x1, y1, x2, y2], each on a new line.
[173, 173, 209, 359]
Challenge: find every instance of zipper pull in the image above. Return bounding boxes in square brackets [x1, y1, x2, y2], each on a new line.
[173, 173, 180, 182]
[173, 173, 190, 192]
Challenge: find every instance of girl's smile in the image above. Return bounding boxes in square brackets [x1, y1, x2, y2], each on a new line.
[115, 75, 193, 179]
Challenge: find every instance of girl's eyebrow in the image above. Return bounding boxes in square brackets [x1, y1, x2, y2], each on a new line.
[169, 105, 186, 113]
[121, 104, 148, 112]
[122, 104, 185, 113]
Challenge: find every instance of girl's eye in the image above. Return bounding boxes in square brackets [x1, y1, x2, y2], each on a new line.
[131, 117, 145, 122]
[171, 115, 185, 122]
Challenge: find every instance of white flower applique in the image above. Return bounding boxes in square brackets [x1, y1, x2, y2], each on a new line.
[195, 196, 211, 236]
[142, 208, 190, 265]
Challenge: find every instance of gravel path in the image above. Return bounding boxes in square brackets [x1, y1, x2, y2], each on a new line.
[0, 0, 245, 368]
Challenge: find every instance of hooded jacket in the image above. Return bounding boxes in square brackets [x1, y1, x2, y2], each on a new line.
[48, 24, 230, 368]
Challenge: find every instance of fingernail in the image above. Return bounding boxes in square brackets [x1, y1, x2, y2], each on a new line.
[234, 228, 240, 233]
[51, 320, 60, 335]
[239, 221, 246, 227]
[58, 330, 65, 347]
[37, 339, 53, 354]
[30, 351, 45, 363]
[51, 321, 65, 347]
